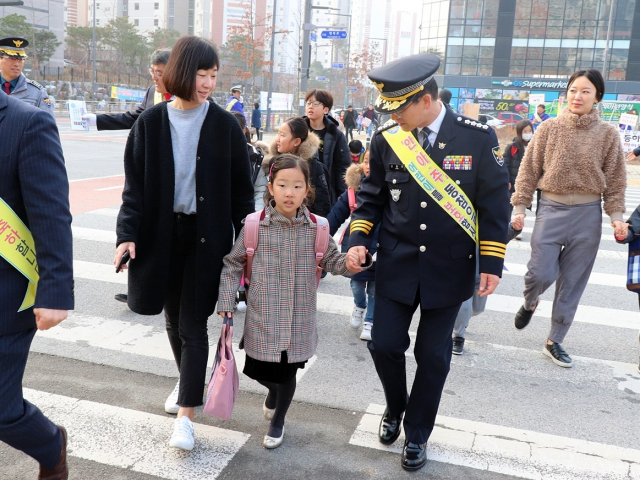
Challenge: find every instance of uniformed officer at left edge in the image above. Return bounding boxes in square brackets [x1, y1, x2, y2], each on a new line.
[347, 53, 510, 471]
[0, 37, 54, 116]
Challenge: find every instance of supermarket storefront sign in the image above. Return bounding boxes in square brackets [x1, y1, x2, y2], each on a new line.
[492, 79, 569, 90]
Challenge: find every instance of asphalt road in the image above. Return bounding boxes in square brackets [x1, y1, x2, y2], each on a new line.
[2, 120, 640, 480]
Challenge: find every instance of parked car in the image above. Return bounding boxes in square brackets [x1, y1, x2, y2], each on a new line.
[495, 112, 524, 125]
[479, 114, 503, 128]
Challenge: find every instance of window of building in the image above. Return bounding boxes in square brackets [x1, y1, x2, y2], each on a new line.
[135, 3, 139, 10]
[96, 2, 100, 8]
[154, 19, 159, 26]
[123, 4, 127, 11]
[96, 19, 100, 25]
[154, 2, 159, 8]
[134, 19, 139, 26]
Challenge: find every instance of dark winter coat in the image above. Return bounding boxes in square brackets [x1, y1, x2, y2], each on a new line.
[327, 164, 379, 282]
[116, 101, 255, 318]
[303, 114, 351, 204]
[503, 138, 527, 189]
[343, 109, 357, 128]
[254, 133, 332, 216]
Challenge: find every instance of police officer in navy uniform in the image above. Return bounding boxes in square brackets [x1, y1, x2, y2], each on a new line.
[0, 37, 53, 117]
[348, 53, 509, 471]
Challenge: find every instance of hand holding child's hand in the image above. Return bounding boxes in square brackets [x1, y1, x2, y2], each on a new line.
[511, 214, 525, 231]
[346, 252, 364, 273]
[614, 221, 629, 241]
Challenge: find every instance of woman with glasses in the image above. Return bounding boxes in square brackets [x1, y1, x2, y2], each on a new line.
[114, 36, 254, 451]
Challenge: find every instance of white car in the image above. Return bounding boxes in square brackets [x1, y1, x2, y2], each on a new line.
[479, 114, 504, 128]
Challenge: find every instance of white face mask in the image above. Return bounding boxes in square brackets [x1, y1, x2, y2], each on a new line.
[522, 133, 533, 142]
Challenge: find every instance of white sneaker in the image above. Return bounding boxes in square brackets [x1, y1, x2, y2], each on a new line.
[169, 416, 194, 451]
[515, 233, 522, 240]
[360, 322, 372, 341]
[350, 306, 366, 328]
[164, 380, 180, 414]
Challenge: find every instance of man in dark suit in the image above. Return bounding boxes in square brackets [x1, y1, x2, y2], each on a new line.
[0, 89, 74, 478]
[82, 48, 171, 130]
[348, 54, 509, 471]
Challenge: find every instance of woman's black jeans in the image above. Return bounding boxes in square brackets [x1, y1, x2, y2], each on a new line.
[163, 213, 209, 407]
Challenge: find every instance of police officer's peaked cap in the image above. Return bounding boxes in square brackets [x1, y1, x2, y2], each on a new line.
[0, 37, 28, 58]
[231, 85, 242, 93]
[368, 53, 440, 114]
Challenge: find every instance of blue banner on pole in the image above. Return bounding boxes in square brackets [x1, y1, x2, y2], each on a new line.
[331, 62, 344, 69]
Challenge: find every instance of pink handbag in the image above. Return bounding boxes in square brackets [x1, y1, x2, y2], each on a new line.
[203, 315, 239, 419]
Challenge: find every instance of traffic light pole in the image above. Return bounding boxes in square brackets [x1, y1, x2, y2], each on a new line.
[299, 0, 313, 115]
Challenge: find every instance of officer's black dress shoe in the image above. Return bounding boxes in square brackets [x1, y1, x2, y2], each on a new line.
[378, 409, 403, 445]
[401, 440, 427, 471]
[114, 293, 128, 303]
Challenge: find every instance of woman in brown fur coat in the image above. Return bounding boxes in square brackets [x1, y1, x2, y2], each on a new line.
[511, 68, 627, 368]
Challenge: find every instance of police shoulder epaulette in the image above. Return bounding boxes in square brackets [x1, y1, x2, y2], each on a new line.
[26, 78, 45, 90]
[374, 121, 398, 136]
[455, 115, 491, 133]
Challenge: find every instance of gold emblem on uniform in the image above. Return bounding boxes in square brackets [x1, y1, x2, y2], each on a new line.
[390, 189, 401, 202]
[371, 81, 385, 93]
[438, 142, 446, 149]
[13, 39, 23, 47]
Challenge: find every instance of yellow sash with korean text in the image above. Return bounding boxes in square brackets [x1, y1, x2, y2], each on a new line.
[226, 98, 238, 111]
[381, 125, 478, 243]
[0, 198, 39, 311]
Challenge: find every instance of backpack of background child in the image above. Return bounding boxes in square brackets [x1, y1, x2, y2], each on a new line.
[247, 143, 264, 184]
[243, 210, 330, 289]
[627, 237, 640, 292]
[338, 188, 357, 246]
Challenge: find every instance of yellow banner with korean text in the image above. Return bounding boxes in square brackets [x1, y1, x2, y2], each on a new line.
[0, 198, 39, 311]
[381, 125, 478, 243]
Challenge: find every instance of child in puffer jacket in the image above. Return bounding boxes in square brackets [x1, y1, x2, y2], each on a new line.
[327, 148, 379, 340]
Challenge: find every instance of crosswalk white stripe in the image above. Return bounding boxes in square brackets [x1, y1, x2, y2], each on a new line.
[70, 226, 631, 261]
[506, 240, 628, 260]
[68, 262, 638, 331]
[35, 313, 317, 384]
[24, 388, 249, 480]
[72, 226, 116, 243]
[349, 403, 640, 480]
[503, 262, 626, 288]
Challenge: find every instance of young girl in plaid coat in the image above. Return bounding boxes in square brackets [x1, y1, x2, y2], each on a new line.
[218, 153, 366, 449]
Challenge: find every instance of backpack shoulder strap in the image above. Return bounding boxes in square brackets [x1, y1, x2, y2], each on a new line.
[243, 211, 263, 286]
[309, 214, 330, 287]
[347, 187, 357, 211]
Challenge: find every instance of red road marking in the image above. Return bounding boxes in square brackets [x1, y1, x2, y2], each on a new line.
[69, 175, 124, 215]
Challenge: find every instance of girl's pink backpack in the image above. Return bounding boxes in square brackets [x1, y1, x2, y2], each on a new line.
[243, 209, 330, 289]
[203, 316, 239, 419]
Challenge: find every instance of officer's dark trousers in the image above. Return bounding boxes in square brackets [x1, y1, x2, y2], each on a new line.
[0, 327, 63, 468]
[369, 291, 461, 445]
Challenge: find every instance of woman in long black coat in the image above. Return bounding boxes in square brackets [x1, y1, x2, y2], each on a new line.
[114, 36, 254, 451]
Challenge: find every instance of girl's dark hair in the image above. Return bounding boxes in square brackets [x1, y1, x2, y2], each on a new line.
[284, 117, 309, 144]
[263, 153, 316, 207]
[567, 68, 605, 102]
[515, 119, 534, 148]
[162, 36, 219, 102]
[231, 111, 251, 143]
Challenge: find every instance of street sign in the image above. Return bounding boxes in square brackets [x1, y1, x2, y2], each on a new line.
[310, 32, 317, 42]
[350, 87, 358, 92]
[316, 76, 327, 81]
[322, 30, 348, 39]
[331, 63, 344, 69]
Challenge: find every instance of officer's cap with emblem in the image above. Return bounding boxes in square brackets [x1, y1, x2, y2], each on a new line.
[368, 53, 440, 114]
[230, 85, 242, 93]
[0, 37, 28, 59]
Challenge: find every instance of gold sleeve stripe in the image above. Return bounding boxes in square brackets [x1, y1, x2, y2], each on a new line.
[480, 251, 505, 259]
[480, 241, 507, 248]
[480, 246, 507, 254]
[351, 226, 372, 235]
[351, 221, 374, 229]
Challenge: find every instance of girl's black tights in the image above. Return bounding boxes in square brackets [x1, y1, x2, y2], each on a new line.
[258, 377, 297, 438]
